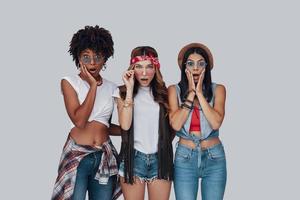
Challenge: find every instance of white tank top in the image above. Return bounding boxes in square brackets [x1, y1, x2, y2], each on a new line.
[62, 74, 117, 129]
[113, 86, 159, 154]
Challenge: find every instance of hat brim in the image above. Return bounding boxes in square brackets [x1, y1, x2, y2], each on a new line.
[178, 43, 214, 69]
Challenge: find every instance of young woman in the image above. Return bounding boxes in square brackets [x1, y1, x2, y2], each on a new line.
[52, 25, 121, 200]
[113, 46, 173, 200]
[168, 43, 227, 200]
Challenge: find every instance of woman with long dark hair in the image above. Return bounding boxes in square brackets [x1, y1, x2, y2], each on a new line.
[168, 43, 227, 200]
[113, 46, 173, 200]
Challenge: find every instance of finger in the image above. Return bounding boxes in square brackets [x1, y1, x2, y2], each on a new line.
[81, 65, 88, 77]
[125, 72, 132, 79]
[185, 69, 190, 77]
[84, 66, 93, 77]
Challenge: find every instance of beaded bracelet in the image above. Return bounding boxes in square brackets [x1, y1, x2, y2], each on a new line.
[181, 103, 193, 110]
[185, 98, 194, 104]
[123, 100, 134, 108]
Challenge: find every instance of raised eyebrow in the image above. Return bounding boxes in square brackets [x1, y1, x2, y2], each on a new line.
[186, 59, 195, 63]
[81, 52, 90, 56]
[95, 53, 102, 57]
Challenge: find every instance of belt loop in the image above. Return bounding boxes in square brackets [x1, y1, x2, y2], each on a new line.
[134, 149, 138, 156]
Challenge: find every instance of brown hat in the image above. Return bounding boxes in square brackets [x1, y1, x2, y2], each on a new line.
[178, 43, 214, 69]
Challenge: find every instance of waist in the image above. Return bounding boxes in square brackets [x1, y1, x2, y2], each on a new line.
[134, 149, 158, 160]
[70, 121, 109, 147]
[179, 137, 221, 150]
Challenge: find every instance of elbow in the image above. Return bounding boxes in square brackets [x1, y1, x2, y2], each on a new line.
[211, 124, 221, 130]
[74, 120, 87, 129]
[170, 121, 181, 132]
[120, 125, 130, 131]
[120, 122, 131, 131]
[211, 120, 223, 130]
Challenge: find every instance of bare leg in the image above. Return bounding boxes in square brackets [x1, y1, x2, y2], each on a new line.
[147, 179, 171, 200]
[120, 177, 146, 200]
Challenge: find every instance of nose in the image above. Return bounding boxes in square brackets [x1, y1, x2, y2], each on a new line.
[90, 57, 95, 65]
[142, 68, 146, 75]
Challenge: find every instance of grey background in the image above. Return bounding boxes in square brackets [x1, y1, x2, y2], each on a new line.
[0, 0, 299, 199]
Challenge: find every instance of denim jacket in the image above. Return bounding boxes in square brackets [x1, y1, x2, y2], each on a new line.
[175, 83, 219, 143]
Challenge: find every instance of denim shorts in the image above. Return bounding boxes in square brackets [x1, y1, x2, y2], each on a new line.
[119, 149, 158, 182]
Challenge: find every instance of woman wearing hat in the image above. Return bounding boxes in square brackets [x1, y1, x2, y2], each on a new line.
[52, 26, 121, 200]
[168, 43, 227, 200]
[113, 46, 173, 200]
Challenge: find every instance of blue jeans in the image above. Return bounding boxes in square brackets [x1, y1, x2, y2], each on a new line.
[174, 143, 227, 200]
[119, 149, 158, 182]
[72, 151, 117, 200]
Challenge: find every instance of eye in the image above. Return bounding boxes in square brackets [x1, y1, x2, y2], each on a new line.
[95, 55, 102, 59]
[81, 55, 91, 64]
[135, 64, 143, 69]
[94, 55, 102, 63]
[186, 61, 194, 67]
[199, 61, 207, 67]
[146, 64, 154, 69]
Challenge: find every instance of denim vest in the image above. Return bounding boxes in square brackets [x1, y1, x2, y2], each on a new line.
[175, 83, 219, 143]
[175, 83, 220, 167]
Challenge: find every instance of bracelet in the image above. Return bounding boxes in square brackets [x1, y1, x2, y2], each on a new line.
[123, 99, 134, 108]
[181, 103, 193, 110]
[184, 98, 194, 104]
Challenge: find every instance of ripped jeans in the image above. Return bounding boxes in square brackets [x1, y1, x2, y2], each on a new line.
[119, 149, 158, 182]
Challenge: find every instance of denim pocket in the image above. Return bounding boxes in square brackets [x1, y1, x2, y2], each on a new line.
[207, 144, 226, 161]
[175, 146, 192, 161]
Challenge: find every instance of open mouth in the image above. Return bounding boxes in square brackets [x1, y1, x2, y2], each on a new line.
[88, 68, 97, 73]
[140, 78, 149, 81]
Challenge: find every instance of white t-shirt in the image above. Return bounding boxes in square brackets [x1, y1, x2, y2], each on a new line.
[62, 74, 117, 129]
[113, 86, 160, 154]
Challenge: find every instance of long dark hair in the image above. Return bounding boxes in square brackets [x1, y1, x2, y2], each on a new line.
[178, 47, 213, 102]
[119, 46, 169, 110]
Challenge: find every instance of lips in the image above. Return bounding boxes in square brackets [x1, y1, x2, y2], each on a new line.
[140, 78, 149, 81]
[88, 68, 97, 73]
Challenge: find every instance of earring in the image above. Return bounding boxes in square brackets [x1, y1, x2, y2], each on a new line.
[102, 63, 107, 71]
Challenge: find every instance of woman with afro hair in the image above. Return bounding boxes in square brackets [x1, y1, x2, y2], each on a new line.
[52, 25, 121, 200]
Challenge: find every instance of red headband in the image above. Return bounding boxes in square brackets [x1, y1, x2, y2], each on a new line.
[130, 55, 160, 69]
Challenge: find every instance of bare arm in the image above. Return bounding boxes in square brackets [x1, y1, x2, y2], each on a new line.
[168, 85, 195, 131]
[116, 70, 135, 131]
[108, 123, 122, 136]
[61, 65, 100, 129]
[61, 79, 97, 129]
[196, 84, 226, 130]
[115, 88, 134, 131]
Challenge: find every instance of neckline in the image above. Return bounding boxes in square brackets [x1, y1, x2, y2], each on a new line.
[139, 86, 150, 91]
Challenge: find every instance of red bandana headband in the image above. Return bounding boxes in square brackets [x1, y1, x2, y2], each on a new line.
[130, 55, 160, 69]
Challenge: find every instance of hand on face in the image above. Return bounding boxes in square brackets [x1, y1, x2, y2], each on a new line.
[80, 64, 102, 86]
[122, 69, 135, 90]
[185, 68, 196, 91]
[196, 69, 205, 94]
